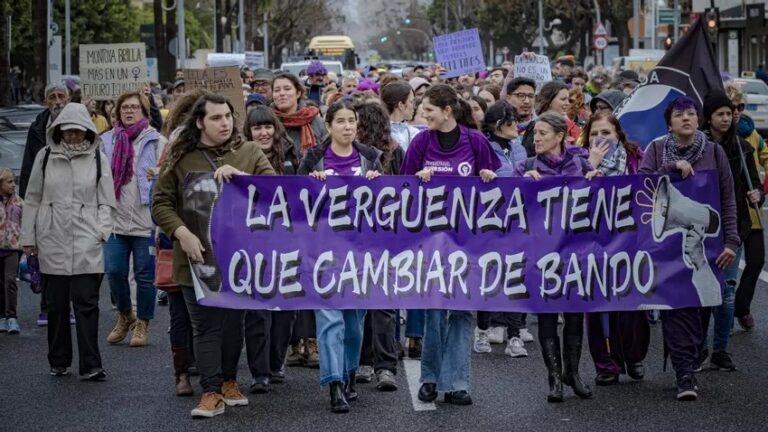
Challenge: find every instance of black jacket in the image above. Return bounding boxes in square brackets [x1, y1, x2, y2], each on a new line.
[297, 141, 384, 175]
[387, 145, 405, 176]
[520, 120, 536, 157]
[719, 134, 764, 241]
[20, 109, 51, 198]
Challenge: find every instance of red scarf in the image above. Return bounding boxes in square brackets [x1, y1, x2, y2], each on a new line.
[274, 106, 320, 153]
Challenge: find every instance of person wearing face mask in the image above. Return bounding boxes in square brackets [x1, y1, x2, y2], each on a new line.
[638, 96, 739, 401]
[402, 84, 501, 407]
[698, 90, 763, 373]
[724, 82, 768, 331]
[21, 103, 117, 380]
[578, 112, 650, 386]
[297, 100, 384, 413]
[20, 82, 71, 328]
[153, 94, 275, 418]
[240, 106, 300, 394]
[515, 111, 598, 403]
[100, 91, 166, 348]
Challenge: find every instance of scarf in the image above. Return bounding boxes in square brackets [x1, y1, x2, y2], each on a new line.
[598, 141, 628, 176]
[61, 139, 91, 158]
[274, 106, 320, 153]
[540, 150, 570, 170]
[661, 130, 707, 166]
[111, 118, 149, 200]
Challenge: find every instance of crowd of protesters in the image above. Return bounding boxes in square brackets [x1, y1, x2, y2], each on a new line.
[3, 52, 766, 418]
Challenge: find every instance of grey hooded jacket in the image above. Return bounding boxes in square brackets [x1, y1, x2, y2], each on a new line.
[20, 103, 117, 275]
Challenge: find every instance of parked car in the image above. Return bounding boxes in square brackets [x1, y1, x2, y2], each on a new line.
[731, 78, 768, 137]
[0, 104, 44, 181]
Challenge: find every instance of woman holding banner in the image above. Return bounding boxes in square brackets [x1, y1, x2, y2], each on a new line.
[515, 111, 597, 403]
[297, 99, 384, 413]
[401, 84, 500, 406]
[699, 90, 763, 372]
[578, 111, 650, 386]
[272, 72, 326, 368]
[638, 95, 739, 401]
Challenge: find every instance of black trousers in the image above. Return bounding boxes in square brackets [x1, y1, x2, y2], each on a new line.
[289, 310, 317, 344]
[661, 307, 702, 380]
[477, 312, 527, 338]
[168, 290, 193, 351]
[359, 309, 398, 373]
[44, 273, 103, 375]
[244, 310, 296, 379]
[736, 229, 765, 318]
[537, 313, 583, 339]
[182, 286, 244, 393]
[0, 252, 20, 318]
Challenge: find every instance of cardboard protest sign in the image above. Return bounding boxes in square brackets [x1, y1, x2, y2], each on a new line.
[432, 28, 486, 79]
[513, 54, 552, 89]
[80, 43, 148, 100]
[183, 66, 246, 126]
[185, 172, 726, 312]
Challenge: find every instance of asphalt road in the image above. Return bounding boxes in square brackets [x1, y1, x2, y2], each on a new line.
[2, 274, 768, 431]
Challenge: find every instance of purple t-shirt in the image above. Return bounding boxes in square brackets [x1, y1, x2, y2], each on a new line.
[323, 146, 362, 176]
[401, 125, 501, 176]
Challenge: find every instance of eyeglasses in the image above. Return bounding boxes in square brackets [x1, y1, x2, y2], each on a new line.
[735, 103, 746, 112]
[511, 93, 535, 100]
[120, 104, 142, 113]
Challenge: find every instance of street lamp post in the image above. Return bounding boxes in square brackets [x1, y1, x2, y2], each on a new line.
[177, 0, 186, 68]
[538, 0, 544, 55]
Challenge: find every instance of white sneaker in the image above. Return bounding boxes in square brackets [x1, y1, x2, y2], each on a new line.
[488, 326, 505, 344]
[473, 328, 492, 353]
[519, 328, 534, 343]
[505, 337, 528, 358]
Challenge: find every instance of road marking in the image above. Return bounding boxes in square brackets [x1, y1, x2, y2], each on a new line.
[737, 260, 768, 284]
[403, 358, 436, 411]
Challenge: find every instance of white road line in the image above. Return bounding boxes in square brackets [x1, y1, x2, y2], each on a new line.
[403, 358, 436, 411]
[737, 260, 768, 284]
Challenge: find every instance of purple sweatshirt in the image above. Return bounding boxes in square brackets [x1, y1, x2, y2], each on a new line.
[401, 125, 501, 176]
[513, 146, 592, 177]
[639, 137, 739, 251]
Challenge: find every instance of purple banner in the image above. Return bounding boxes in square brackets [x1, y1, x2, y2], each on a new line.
[189, 172, 726, 312]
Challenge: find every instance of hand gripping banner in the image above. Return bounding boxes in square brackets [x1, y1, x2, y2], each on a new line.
[185, 172, 725, 312]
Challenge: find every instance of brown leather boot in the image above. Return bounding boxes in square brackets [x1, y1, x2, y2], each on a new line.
[173, 348, 194, 396]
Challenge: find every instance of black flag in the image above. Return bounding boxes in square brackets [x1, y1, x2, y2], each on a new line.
[616, 18, 724, 148]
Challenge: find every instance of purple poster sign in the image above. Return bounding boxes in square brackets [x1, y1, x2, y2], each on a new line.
[432, 28, 486, 79]
[190, 172, 725, 312]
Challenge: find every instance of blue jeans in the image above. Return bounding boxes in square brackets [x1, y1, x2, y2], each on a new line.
[104, 234, 156, 321]
[406, 309, 425, 338]
[713, 247, 740, 352]
[315, 309, 366, 385]
[420, 310, 473, 392]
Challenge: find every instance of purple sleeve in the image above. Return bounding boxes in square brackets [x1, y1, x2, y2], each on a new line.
[513, 160, 527, 177]
[638, 140, 677, 174]
[714, 144, 740, 250]
[471, 134, 502, 173]
[401, 132, 428, 175]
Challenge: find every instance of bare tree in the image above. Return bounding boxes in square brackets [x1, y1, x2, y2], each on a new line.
[0, 0, 10, 105]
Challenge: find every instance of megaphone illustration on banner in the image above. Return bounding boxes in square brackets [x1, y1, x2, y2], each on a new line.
[652, 176, 720, 241]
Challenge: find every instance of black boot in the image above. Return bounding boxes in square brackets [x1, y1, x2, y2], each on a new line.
[540, 337, 564, 403]
[344, 372, 358, 402]
[329, 381, 350, 413]
[563, 334, 593, 399]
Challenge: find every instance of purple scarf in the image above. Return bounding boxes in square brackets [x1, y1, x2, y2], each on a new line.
[111, 118, 149, 200]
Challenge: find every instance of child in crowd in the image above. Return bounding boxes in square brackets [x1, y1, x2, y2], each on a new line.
[0, 168, 24, 334]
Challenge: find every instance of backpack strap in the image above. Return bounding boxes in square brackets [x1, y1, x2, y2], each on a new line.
[41, 147, 51, 182]
[95, 147, 102, 185]
[524, 156, 536, 172]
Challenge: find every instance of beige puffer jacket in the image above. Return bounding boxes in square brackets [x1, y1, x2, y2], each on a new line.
[20, 103, 116, 275]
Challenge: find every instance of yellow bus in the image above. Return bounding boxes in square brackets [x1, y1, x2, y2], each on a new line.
[308, 35, 358, 70]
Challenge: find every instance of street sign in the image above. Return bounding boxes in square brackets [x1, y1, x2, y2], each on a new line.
[594, 36, 608, 50]
[594, 23, 607, 37]
[658, 8, 679, 24]
[531, 35, 548, 48]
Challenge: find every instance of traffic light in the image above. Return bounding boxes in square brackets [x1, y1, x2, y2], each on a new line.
[405, 18, 412, 25]
[705, 7, 719, 41]
[380, 36, 388, 43]
[664, 36, 673, 50]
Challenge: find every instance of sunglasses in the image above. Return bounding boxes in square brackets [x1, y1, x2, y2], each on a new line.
[735, 103, 746, 112]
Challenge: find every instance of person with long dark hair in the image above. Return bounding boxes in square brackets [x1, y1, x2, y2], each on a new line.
[152, 94, 275, 418]
[402, 84, 500, 406]
[381, 80, 422, 151]
[240, 105, 300, 393]
[699, 90, 763, 372]
[638, 96, 739, 401]
[578, 111, 650, 386]
[297, 100, 384, 413]
[515, 111, 597, 403]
